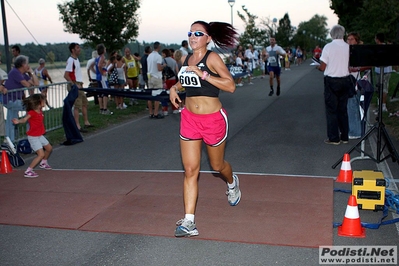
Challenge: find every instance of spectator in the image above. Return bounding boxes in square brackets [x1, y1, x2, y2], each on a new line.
[169, 48, 175, 58]
[11, 45, 20, 66]
[180, 40, 189, 56]
[0, 84, 6, 137]
[173, 50, 183, 70]
[317, 25, 351, 145]
[234, 44, 243, 57]
[173, 49, 185, 111]
[284, 48, 291, 70]
[313, 45, 322, 60]
[64, 43, 92, 132]
[4, 55, 39, 141]
[34, 58, 53, 108]
[87, 50, 98, 85]
[140, 46, 151, 89]
[12, 94, 53, 178]
[296, 46, 303, 65]
[260, 48, 268, 77]
[91, 43, 113, 115]
[123, 47, 140, 105]
[161, 48, 178, 115]
[244, 44, 255, 84]
[146, 41, 164, 119]
[235, 51, 244, 86]
[347, 32, 365, 139]
[115, 54, 127, 109]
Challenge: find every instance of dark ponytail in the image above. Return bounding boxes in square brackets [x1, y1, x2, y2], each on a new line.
[191, 21, 238, 49]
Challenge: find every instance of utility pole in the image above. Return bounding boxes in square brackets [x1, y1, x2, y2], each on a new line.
[1, 0, 11, 72]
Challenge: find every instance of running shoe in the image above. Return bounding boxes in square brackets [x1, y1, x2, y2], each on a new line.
[24, 170, 39, 178]
[226, 174, 241, 206]
[39, 162, 52, 170]
[175, 218, 199, 237]
[268, 89, 274, 96]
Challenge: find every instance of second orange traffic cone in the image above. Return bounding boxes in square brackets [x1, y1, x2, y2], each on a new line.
[336, 153, 353, 183]
[338, 195, 365, 237]
[0, 150, 13, 174]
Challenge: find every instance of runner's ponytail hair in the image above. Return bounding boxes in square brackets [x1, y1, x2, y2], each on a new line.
[192, 21, 238, 49]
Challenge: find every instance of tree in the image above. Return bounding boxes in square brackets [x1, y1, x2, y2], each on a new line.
[57, 0, 141, 53]
[329, 0, 359, 32]
[292, 15, 329, 52]
[237, 6, 268, 48]
[330, 0, 399, 43]
[275, 13, 295, 48]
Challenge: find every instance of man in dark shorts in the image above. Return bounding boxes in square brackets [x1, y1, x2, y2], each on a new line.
[265, 37, 286, 96]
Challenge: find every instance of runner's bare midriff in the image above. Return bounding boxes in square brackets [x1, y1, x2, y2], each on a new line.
[185, 96, 222, 114]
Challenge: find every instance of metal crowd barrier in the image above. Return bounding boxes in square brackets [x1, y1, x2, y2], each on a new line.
[4, 82, 69, 141]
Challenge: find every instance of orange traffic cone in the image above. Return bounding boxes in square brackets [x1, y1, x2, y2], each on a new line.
[0, 150, 13, 174]
[338, 195, 365, 237]
[336, 153, 353, 183]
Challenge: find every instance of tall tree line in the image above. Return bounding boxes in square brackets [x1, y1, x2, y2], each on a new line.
[330, 0, 399, 43]
[237, 6, 329, 52]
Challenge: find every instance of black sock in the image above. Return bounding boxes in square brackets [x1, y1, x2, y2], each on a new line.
[270, 86, 274, 91]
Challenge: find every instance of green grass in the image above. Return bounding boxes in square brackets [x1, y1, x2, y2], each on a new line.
[44, 99, 148, 145]
[381, 72, 399, 140]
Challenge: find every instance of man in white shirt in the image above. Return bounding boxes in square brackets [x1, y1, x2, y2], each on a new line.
[147, 41, 166, 119]
[86, 50, 98, 84]
[180, 40, 189, 56]
[265, 37, 286, 96]
[64, 43, 92, 132]
[317, 25, 351, 145]
[244, 44, 255, 84]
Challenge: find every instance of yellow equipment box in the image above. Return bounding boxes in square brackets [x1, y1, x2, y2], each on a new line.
[352, 170, 386, 211]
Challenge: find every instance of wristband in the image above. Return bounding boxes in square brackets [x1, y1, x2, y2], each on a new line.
[201, 71, 209, 80]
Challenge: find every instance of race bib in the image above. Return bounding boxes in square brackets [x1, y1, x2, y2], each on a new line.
[178, 66, 201, 88]
[127, 61, 135, 68]
[268, 56, 277, 64]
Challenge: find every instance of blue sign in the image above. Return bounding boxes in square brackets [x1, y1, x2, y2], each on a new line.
[226, 64, 248, 78]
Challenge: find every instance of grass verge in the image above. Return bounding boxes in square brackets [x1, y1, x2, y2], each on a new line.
[44, 99, 148, 146]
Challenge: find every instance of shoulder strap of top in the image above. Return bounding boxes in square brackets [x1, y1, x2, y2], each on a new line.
[182, 53, 192, 65]
[204, 50, 212, 60]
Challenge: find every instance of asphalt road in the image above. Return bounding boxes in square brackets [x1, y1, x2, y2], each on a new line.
[1, 63, 398, 266]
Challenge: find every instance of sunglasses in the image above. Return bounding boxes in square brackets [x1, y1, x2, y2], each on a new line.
[188, 31, 209, 38]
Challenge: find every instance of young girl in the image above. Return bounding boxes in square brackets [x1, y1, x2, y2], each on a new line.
[12, 94, 53, 178]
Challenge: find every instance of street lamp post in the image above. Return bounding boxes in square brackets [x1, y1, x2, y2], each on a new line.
[272, 18, 277, 35]
[228, 0, 235, 26]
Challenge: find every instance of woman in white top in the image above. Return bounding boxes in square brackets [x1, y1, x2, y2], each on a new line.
[115, 54, 126, 109]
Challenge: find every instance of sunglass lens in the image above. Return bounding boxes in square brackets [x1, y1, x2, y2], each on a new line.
[188, 31, 205, 37]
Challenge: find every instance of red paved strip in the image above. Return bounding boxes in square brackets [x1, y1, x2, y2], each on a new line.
[0, 170, 333, 247]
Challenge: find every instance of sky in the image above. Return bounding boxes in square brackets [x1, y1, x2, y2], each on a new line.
[0, 0, 338, 46]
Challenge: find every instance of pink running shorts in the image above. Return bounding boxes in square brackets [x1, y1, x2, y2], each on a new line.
[180, 108, 228, 147]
